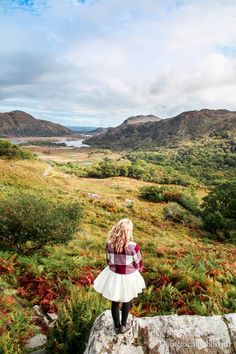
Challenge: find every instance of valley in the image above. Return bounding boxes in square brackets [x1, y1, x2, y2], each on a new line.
[0, 109, 236, 353]
[0, 136, 235, 353]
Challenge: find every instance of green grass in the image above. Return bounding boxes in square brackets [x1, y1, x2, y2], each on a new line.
[0, 156, 235, 353]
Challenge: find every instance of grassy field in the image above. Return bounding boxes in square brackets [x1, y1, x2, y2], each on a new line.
[0, 146, 235, 353]
[25, 144, 126, 163]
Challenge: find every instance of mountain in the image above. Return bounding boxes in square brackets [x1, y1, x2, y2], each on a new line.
[90, 127, 108, 135]
[0, 110, 73, 137]
[85, 109, 236, 148]
[86, 114, 161, 139]
[66, 126, 98, 133]
[89, 115, 161, 137]
[120, 114, 161, 126]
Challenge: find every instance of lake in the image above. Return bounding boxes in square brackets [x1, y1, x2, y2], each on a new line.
[8, 138, 90, 148]
[56, 139, 90, 147]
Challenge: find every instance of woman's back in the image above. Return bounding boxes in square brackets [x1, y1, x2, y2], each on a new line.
[106, 241, 143, 274]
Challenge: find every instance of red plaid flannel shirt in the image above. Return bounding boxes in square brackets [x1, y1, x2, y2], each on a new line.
[106, 241, 143, 274]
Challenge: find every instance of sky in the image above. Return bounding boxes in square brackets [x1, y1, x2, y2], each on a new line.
[0, 0, 236, 127]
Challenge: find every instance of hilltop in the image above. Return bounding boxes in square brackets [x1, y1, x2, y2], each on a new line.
[120, 114, 161, 126]
[86, 109, 236, 148]
[0, 110, 73, 137]
[89, 114, 161, 136]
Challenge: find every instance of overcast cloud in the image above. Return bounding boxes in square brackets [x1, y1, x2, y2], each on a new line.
[0, 0, 236, 126]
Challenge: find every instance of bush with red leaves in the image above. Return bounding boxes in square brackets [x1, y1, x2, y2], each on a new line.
[0, 259, 14, 274]
[78, 273, 94, 286]
[177, 307, 196, 315]
[16, 273, 61, 313]
[156, 275, 171, 288]
[75, 266, 101, 287]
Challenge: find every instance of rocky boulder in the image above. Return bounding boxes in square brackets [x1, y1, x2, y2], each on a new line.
[85, 310, 236, 354]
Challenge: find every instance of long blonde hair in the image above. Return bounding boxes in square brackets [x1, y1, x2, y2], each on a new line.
[108, 218, 133, 253]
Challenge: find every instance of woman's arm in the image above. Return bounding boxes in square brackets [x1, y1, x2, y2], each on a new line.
[133, 243, 143, 272]
[106, 242, 110, 265]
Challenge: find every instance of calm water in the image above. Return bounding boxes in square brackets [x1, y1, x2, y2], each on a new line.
[56, 139, 90, 147]
[9, 138, 90, 148]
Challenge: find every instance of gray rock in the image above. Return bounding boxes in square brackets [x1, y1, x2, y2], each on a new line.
[25, 334, 47, 349]
[87, 193, 100, 199]
[47, 312, 58, 321]
[85, 310, 236, 354]
[32, 305, 43, 317]
[223, 313, 236, 352]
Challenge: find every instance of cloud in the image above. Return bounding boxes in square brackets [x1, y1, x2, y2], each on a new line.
[0, 0, 236, 126]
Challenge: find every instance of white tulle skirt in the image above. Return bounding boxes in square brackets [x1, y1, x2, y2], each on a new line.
[93, 266, 146, 302]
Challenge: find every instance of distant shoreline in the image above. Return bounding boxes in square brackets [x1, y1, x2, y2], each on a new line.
[2, 135, 90, 148]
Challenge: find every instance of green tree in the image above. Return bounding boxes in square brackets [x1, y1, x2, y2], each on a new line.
[201, 179, 236, 240]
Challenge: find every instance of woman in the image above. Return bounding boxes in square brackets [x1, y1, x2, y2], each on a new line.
[93, 218, 146, 334]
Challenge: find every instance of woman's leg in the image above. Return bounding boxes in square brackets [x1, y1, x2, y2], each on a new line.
[111, 301, 120, 328]
[121, 301, 131, 326]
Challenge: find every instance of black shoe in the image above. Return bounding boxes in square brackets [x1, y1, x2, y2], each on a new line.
[114, 325, 121, 334]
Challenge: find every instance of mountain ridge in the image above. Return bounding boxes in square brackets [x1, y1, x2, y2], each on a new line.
[85, 109, 236, 148]
[0, 110, 73, 137]
[120, 114, 161, 126]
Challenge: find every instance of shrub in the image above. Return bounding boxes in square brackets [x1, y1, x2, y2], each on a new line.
[87, 160, 119, 178]
[0, 140, 36, 159]
[176, 190, 200, 216]
[0, 309, 35, 354]
[139, 185, 166, 202]
[201, 179, 236, 240]
[56, 162, 87, 177]
[46, 287, 108, 354]
[0, 194, 82, 250]
[128, 161, 151, 180]
[163, 203, 200, 226]
[140, 186, 200, 215]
